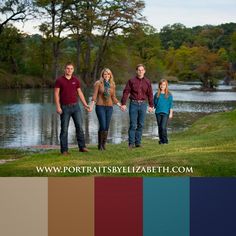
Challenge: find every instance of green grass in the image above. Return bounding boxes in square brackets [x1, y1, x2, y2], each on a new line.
[0, 110, 236, 177]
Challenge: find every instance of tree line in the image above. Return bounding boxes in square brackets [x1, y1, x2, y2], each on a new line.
[0, 0, 236, 89]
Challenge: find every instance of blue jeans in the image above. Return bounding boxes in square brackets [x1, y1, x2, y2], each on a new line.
[128, 101, 147, 145]
[156, 113, 169, 143]
[95, 105, 113, 131]
[60, 103, 85, 153]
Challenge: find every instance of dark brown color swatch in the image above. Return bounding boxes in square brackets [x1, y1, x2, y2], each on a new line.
[48, 177, 94, 236]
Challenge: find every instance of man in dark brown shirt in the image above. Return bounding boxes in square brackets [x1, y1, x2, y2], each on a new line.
[54, 62, 89, 155]
[121, 64, 154, 148]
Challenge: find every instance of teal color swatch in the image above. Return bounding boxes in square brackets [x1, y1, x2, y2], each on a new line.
[143, 177, 189, 236]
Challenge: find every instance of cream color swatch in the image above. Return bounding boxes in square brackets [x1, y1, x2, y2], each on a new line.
[0, 178, 48, 236]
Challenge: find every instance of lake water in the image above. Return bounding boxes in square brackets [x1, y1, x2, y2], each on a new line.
[0, 82, 236, 148]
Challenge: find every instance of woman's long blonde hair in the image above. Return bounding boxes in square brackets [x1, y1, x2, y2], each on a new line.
[99, 68, 115, 86]
[157, 79, 170, 98]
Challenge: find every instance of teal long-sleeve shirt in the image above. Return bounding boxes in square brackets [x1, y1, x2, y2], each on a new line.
[154, 93, 173, 114]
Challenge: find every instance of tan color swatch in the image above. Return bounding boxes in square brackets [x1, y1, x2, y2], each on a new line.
[48, 177, 94, 236]
[0, 177, 48, 236]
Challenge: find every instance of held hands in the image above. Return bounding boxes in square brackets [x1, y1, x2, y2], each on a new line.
[148, 107, 154, 113]
[120, 105, 127, 112]
[85, 101, 94, 112]
[87, 107, 92, 112]
[84, 104, 91, 112]
[87, 105, 93, 112]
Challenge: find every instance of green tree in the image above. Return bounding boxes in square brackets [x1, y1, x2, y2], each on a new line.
[23, 34, 52, 80]
[91, 0, 146, 82]
[0, 25, 25, 73]
[34, 0, 145, 85]
[101, 35, 134, 84]
[229, 32, 236, 80]
[34, 0, 72, 80]
[165, 46, 225, 89]
[126, 24, 163, 79]
[195, 50, 223, 89]
[159, 23, 192, 49]
[67, 0, 101, 84]
[194, 25, 224, 51]
[217, 23, 236, 50]
[0, 0, 32, 34]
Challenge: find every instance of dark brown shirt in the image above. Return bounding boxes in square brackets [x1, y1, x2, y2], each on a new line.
[121, 76, 154, 107]
[92, 80, 119, 106]
[55, 76, 80, 105]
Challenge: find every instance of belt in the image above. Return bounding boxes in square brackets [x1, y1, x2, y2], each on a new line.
[130, 99, 146, 103]
[62, 102, 77, 107]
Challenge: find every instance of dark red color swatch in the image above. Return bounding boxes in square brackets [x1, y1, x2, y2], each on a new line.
[95, 177, 143, 236]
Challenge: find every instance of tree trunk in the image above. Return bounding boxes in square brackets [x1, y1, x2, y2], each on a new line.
[10, 56, 18, 74]
[92, 54, 100, 82]
[0, 25, 4, 35]
[84, 36, 92, 86]
[53, 42, 60, 80]
[92, 35, 109, 82]
[41, 39, 46, 80]
[76, 37, 81, 75]
[51, 1, 58, 80]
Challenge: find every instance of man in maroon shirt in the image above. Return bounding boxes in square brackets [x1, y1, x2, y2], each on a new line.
[121, 64, 154, 148]
[54, 62, 89, 155]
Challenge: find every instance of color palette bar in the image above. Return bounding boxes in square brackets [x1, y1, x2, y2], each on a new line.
[0, 177, 235, 236]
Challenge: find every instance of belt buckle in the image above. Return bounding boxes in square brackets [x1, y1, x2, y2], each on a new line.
[66, 103, 77, 107]
[131, 99, 144, 103]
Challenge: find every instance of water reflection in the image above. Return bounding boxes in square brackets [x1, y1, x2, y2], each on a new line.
[173, 90, 236, 102]
[0, 84, 236, 148]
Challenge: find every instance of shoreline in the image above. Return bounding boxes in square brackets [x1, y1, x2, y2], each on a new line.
[0, 109, 235, 177]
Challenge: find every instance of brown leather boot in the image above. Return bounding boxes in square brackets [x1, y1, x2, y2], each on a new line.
[98, 131, 103, 150]
[102, 131, 108, 150]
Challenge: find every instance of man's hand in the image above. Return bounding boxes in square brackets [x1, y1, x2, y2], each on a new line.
[86, 101, 95, 112]
[56, 106, 62, 114]
[86, 105, 93, 112]
[148, 107, 154, 113]
[84, 104, 90, 111]
[120, 105, 127, 112]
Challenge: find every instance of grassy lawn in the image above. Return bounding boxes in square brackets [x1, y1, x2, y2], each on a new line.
[0, 110, 235, 177]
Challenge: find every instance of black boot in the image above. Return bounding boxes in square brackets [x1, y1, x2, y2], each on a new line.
[102, 131, 108, 150]
[98, 131, 103, 150]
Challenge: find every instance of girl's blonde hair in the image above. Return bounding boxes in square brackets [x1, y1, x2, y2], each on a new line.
[157, 79, 170, 98]
[99, 68, 115, 86]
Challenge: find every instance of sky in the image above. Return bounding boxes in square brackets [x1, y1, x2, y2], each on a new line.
[144, 0, 236, 31]
[13, 0, 236, 34]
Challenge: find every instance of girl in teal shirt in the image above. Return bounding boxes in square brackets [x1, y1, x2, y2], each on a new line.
[154, 79, 173, 144]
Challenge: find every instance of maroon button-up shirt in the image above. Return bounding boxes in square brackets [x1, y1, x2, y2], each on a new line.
[55, 75, 81, 105]
[121, 76, 154, 107]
